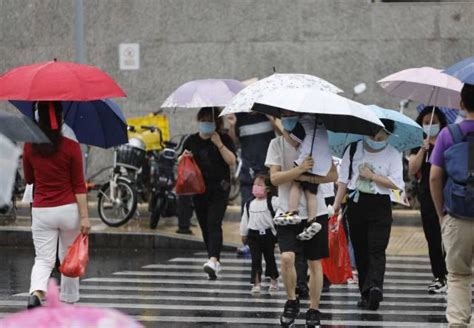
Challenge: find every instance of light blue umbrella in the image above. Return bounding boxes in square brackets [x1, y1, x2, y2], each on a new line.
[328, 105, 423, 157]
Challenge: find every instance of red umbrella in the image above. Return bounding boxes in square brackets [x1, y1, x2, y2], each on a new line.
[0, 60, 126, 101]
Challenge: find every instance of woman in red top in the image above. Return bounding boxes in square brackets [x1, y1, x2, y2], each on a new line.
[23, 101, 90, 309]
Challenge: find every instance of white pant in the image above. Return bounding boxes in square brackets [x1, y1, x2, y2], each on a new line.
[30, 203, 80, 303]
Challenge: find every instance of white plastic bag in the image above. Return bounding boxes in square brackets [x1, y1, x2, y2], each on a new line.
[22, 184, 33, 204]
[0, 133, 21, 207]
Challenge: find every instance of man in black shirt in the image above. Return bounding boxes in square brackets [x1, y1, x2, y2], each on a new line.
[227, 112, 279, 211]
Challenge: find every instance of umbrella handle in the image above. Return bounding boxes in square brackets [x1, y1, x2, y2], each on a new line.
[309, 116, 319, 155]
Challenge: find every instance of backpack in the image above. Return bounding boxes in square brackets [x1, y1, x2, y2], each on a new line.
[245, 195, 276, 219]
[443, 124, 474, 219]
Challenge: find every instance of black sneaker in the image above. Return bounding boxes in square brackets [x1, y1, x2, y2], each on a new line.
[296, 286, 309, 299]
[26, 294, 42, 309]
[357, 297, 368, 308]
[176, 228, 193, 235]
[367, 287, 383, 310]
[280, 299, 300, 327]
[428, 278, 447, 294]
[306, 308, 321, 327]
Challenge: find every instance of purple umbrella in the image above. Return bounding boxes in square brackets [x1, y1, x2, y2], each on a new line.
[161, 79, 245, 108]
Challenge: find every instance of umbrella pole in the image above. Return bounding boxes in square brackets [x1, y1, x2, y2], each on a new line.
[309, 116, 319, 156]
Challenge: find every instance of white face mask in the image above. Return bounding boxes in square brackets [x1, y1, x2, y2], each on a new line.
[422, 124, 440, 137]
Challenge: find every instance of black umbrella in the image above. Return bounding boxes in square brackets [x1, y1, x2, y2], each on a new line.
[0, 110, 49, 143]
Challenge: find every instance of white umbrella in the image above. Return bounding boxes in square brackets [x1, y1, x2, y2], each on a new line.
[0, 132, 21, 207]
[220, 73, 343, 116]
[252, 88, 384, 135]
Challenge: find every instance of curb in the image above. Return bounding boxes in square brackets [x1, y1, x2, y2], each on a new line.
[0, 228, 238, 251]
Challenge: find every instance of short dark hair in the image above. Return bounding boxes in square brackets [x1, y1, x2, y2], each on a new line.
[197, 107, 224, 131]
[380, 119, 395, 134]
[461, 83, 474, 112]
[253, 171, 277, 196]
[415, 106, 447, 130]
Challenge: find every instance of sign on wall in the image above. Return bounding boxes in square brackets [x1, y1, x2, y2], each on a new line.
[119, 43, 140, 70]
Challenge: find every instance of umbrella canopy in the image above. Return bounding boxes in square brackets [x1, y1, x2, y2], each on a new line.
[0, 60, 126, 101]
[377, 67, 463, 109]
[161, 79, 245, 108]
[0, 110, 49, 143]
[0, 279, 143, 327]
[443, 56, 474, 84]
[0, 132, 21, 207]
[328, 105, 423, 157]
[11, 99, 128, 148]
[220, 73, 343, 116]
[251, 88, 383, 135]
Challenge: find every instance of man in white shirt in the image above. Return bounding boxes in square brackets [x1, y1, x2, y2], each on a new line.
[265, 113, 337, 327]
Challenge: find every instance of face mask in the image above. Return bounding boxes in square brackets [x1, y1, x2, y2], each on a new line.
[198, 122, 216, 135]
[459, 110, 467, 119]
[364, 137, 387, 150]
[281, 116, 298, 131]
[423, 124, 440, 137]
[252, 185, 266, 199]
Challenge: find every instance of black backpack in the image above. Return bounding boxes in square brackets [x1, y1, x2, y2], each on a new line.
[245, 195, 276, 219]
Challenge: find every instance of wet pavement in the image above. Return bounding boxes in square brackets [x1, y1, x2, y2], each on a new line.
[0, 247, 451, 327]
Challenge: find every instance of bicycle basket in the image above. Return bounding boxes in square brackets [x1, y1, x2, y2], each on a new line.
[158, 149, 176, 177]
[116, 144, 146, 171]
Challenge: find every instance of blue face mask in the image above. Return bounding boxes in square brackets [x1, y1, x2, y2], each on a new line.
[423, 124, 440, 137]
[364, 137, 387, 150]
[281, 116, 298, 131]
[198, 121, 216, 135]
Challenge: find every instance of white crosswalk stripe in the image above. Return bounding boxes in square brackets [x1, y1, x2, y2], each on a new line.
[1, 252, 458, 327]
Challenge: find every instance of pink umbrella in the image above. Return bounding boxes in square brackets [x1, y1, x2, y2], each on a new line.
[377, 66, 463, 109]
[0, 279, 143, 328]
[161, 79, 245, 108]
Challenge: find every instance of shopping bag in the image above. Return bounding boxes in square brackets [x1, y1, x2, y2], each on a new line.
[322, 215, 353, 284]
[175, 155, 206, 195]
[59, 233, 89, 278]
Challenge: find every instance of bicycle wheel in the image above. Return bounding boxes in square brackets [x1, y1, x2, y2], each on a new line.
[97, 178, 138, 227]
[228, 176, 240, 201]
[149, 194, 163, 229]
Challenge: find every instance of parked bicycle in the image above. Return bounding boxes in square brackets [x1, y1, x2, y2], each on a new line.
[90, 125, 187, 228]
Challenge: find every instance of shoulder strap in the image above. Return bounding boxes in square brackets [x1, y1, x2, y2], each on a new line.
[447, 124, 464, 144]
[267, 195, 275, 218]
[347, 142, 358, 180]
[245, 197, 255, 218]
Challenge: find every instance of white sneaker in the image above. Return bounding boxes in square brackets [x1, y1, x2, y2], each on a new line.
[297, 220, 322, 240]
[273, 211, 303, 226]
[251, 285, 261, 294]
[203, 260, 220, 280]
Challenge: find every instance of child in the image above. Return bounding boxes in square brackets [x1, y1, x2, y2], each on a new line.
[240, 173, 279, 293]
[275, 114, 333, 241]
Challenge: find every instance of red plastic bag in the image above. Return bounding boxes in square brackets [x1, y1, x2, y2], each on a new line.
[175, 155, 206, 195]
[59, 233, 89, 278]
[322, 215, 353, 284]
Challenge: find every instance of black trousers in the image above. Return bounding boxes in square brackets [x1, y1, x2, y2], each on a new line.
[418, 189, 447, 279]
[193, 184, 229, 260]
[247, 229, 279, 284]
[296, 196, 335, 290]
[177, 195, 193, 230]
[347, 193, 392, 297]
